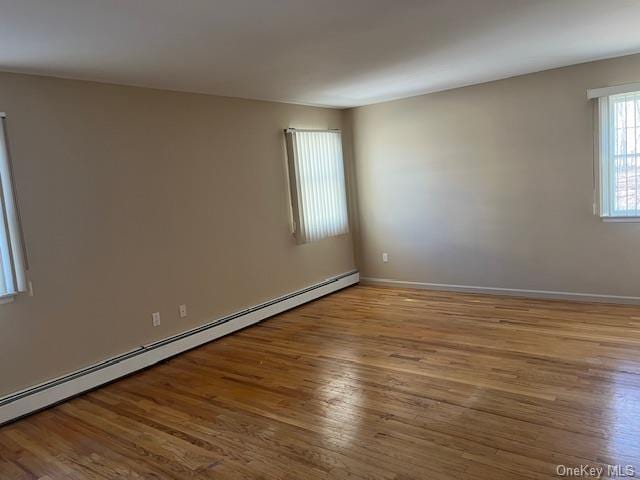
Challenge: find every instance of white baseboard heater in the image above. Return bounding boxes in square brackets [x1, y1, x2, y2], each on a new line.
[0, 271, 359, 426]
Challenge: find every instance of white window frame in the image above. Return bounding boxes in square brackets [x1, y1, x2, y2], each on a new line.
[588, 83, 640, 221]
[284, 128, 349, 244]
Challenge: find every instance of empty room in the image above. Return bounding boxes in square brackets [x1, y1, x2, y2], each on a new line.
[1, 0, 640, 478]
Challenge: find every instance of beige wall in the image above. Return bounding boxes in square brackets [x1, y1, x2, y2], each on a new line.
[0, 72, 355, 397]
[349, 54, 640, 297]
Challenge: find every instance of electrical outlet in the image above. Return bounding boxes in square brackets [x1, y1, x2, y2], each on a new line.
[179, 304, 187, 318]
[151, 312, 161, 327]
[382, 252, 389, 263]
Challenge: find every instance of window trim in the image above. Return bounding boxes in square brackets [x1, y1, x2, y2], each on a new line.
[602, 216, 640, 223]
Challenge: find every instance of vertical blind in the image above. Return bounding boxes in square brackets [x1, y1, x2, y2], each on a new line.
[0, 115, 27, 296]
[285, 129, 349, 244]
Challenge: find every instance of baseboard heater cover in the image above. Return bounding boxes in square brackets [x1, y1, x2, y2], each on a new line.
[0, 270, 359, 425]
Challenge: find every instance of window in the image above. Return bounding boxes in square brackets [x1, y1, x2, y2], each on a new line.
[590, 83, 640, 219]
[284, 129, 349, 243]
[0, 114, 27, 297]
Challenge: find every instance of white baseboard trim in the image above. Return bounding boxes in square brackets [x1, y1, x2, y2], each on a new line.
[360, 276, 640, 305]
[0, 271, 359, 426]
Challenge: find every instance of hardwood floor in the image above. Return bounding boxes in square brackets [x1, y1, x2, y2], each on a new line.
[1, 285, 640, 479]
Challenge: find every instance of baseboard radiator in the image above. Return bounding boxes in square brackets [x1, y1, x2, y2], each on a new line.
[0, 271, 359, 426]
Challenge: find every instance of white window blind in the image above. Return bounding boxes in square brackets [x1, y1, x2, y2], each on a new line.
[284, 129, 349, 244]
[593, 90, 640, 218]
[0, 114, 27, 297]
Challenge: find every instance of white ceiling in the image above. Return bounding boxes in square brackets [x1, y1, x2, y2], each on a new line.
[1, 0, 640, 108]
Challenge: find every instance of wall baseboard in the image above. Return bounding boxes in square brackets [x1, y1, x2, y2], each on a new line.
[360, 276, 640, 305]
[0, 271, 359, 426]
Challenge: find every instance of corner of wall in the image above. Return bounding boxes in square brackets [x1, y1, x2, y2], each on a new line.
[340, 108, 364, 271]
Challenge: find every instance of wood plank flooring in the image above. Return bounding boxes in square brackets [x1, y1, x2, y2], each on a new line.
[1, 285, 640, 479]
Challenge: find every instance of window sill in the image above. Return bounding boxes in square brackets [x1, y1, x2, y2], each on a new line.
[0, 294, 15, 304]
[601, 216, 640, 223]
